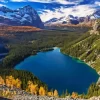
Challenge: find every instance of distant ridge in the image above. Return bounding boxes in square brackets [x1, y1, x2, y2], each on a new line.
[0, 26, 41, 32]
[0, 26, 41, 39]
[44, 9, 100, 26]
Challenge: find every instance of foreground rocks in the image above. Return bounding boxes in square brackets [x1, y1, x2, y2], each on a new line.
[89, 96, 100, 100]
[13, 95, 83, 100]
[0, 85, 100, 100]
[13, 95, 100, 100]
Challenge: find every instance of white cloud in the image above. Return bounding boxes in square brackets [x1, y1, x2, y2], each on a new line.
[9, 0, 76, 4]
[28, 0, 76, 4]
[0, 4, 6, 6]
[11, 0, 27, 2]
[40, 5, 96, 22]
[0, 0, 7, 2]
[95, 1, 100, 6]
[0, 0, 4, 2]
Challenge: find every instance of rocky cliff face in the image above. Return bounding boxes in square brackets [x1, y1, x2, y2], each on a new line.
[0, 5, 44, 28]
[90, 19, 100, 35]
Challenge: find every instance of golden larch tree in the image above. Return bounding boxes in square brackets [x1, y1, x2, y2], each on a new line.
[0, 76, 5, 85]
[53, 90, 59, 97]
[48, 91, 53, 97]
[39, 86, 46, 96]
[26, 81, 38, 95]
[15, 78, 22, 88]
[71, 92, 78, 99]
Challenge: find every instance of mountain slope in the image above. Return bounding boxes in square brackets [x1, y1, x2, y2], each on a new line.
[0, 5, 44, 28]
[62, 19, 100, 73]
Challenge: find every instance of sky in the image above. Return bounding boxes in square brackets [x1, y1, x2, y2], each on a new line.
[0, 0, 100, 22]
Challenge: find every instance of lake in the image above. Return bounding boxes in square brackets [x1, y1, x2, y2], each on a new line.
[15, 47, 99, 94]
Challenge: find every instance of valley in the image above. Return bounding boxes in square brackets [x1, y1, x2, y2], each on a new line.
[1, 27, 84, 68]
[15, 47, 99, 94]
[0, 3, 100, 100]
[0, 23, 100, 99]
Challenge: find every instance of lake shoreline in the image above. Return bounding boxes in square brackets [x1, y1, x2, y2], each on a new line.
[60, 48, 100, 85]
[15, 47, 99, 94]
[1, 46, 99, 94]
[3, 46, 99, 83]
[60, 48, 100, 75]
[2, 47, 54, 69]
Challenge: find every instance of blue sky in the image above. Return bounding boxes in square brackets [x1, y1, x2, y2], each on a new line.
[0, 0, 100, 22]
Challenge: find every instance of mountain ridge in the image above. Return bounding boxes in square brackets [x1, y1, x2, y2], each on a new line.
[44, 9, 100, 26]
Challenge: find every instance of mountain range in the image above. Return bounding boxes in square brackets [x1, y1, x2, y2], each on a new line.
[44, 9, 100, 25]
[0, 5, 44, 28]
[0, 5, 100, 28]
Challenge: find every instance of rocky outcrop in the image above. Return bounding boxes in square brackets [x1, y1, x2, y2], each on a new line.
[90, 19, 100, 35]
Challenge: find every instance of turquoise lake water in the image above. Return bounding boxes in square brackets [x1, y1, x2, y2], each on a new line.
[15, 47, 99, 94]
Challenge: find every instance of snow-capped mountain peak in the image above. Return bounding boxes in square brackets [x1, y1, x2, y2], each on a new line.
[93, 9, 100, 18]
[44, 9, 100, 25]
[17, 5, 37, 16]
[0, 5, 44, 28]
[0, 6, 13, 13]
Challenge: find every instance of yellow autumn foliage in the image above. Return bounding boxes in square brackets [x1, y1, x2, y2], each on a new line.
[5, 75, 21, 89]
[48, 91, 53, 97]
[15, 78, 22, 88]
[6, 76, 14, 88]
[0, 76, 5, 85]
[0, 89, 17, 98]
[26, 81, 38, 95]
[71, 92, 78, 99]
[54, 90, 59, 97]
[0, 75, 61, 98]
[39, 87, 46, 96]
